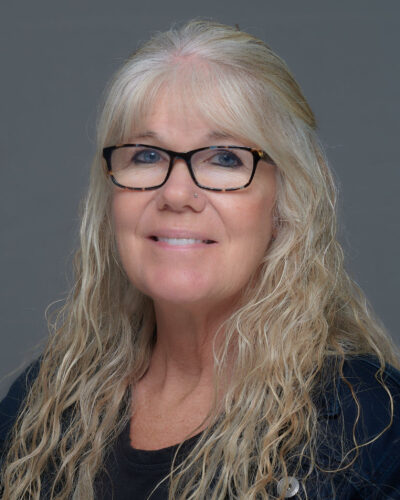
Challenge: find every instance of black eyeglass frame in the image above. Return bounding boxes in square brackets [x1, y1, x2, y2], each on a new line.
[102, 144, 275, 192]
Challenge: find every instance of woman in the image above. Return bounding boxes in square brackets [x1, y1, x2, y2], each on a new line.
[1, 20, 400, 499]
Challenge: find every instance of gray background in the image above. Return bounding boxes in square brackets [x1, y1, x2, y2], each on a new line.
[1, 1, 399, 397]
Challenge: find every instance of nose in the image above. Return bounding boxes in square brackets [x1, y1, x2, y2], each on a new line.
[156, 157, 204, 212]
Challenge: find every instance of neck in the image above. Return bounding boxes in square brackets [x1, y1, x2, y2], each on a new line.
[141, 299, 236, 400]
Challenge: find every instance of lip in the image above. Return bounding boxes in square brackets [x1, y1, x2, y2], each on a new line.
[147, 229, 217, 246]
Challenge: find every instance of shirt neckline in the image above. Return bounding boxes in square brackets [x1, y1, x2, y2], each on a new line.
[119, 420, 204, 467]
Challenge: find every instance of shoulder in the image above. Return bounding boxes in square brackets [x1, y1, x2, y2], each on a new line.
[338, 355, 400, 432]
[318, 355, 400, 498]
[0, 359, 41, 445]
[342, 354, 400, 392]
[319, 354, 400, 417]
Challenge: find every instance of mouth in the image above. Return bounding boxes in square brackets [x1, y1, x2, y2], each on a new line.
[150, 236, 216, 246]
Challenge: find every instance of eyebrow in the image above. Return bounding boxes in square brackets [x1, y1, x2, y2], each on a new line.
[207, 131, 237, 141]
[130, 130, 238, 143]
[130, 131, 157, 141]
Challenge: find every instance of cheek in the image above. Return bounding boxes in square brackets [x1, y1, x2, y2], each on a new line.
[111, 193, 143, 260]
[222, 194, 275, 280]
[232, 185, 275, 244]
[243, 206, 274, 259]
[112, 191, 143, 234]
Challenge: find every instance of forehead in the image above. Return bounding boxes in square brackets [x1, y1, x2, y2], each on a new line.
[131, 95, 250, 152]
[124, 76, 256, 147]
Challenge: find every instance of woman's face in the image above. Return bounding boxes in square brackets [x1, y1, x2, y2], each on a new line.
[112, 93, 276, 313]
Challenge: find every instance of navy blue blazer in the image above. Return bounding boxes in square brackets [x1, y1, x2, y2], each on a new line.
[1, 355, 400, 499]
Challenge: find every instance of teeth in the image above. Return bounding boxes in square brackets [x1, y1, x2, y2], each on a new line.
[158, 237, 204, 245]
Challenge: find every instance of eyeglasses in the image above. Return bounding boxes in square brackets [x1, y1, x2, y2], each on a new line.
[102, 144, 275, 192]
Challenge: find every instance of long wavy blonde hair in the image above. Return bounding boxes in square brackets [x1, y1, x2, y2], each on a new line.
[2, 20, 399, 499]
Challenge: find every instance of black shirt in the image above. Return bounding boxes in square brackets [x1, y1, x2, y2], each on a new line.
[95, 423, 202, 500]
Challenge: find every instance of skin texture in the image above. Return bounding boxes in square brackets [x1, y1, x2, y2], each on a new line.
[112, 91, 276, 448]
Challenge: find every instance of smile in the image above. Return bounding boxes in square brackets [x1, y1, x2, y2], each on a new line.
[150, 236, 216, 245]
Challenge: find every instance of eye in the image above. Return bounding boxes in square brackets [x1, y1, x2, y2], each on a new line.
[132, 148, 163, 164]
[209, 150, 243, 168]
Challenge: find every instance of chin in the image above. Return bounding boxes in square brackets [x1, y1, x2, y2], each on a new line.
[129, 266, 242, 310]
[147, 282, 214, 307]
